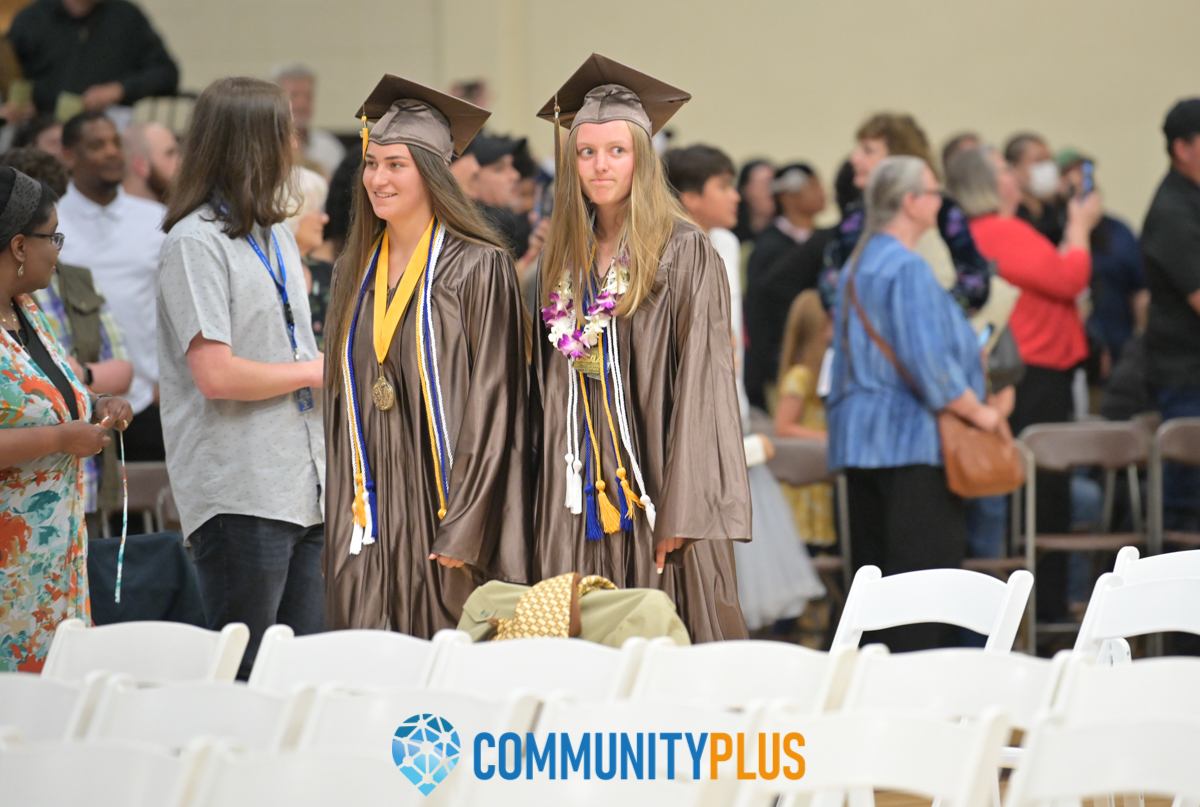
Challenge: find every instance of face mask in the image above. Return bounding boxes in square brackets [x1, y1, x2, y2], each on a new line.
[1027, 160, 1060, 200]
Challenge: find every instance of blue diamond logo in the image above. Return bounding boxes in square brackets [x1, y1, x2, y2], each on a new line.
[393, 714, 461, 796]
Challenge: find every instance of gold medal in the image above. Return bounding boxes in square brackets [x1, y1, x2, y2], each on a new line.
[572, 345, 603, 379]
[372, 375, 395, 410]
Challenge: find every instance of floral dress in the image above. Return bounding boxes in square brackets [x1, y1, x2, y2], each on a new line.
[777, 365, 836, 547]
[1, 294, 91, 672]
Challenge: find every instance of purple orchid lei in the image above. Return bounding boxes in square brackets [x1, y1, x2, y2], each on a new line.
[542, 252, 630, 361]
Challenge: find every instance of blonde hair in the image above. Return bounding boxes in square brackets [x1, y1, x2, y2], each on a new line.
[779, 289, 830, 382]
[539, 121, 689, 318]
[284, 166, 329, 235]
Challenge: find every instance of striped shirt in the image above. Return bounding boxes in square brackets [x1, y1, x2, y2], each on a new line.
[827, 234, 986, 471]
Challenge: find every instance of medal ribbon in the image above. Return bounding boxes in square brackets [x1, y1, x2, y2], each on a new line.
[374, 218, 435, 365]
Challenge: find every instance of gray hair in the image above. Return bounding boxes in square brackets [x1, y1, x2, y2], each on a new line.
[269, 62, 315, 84]
[284, 166, 329, 234]
[945, 145, 1001, 219]
[842, 155, 928, 280]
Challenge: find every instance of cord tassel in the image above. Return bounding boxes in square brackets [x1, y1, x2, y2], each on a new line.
[596, 480, 621, 534]
[617, 468, 638, 531]
[643, 495, 657, 532]
[583, 439, 603, 541]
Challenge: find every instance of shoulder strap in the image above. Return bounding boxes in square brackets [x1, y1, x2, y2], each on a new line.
[844, 269, 923, 400]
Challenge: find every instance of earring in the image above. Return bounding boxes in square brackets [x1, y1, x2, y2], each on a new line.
[16, 263, 23, 277]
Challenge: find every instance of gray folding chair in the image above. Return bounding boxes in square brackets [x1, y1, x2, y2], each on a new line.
[1149, 417, 1200, 554]
[1018, 421, 1150, 651]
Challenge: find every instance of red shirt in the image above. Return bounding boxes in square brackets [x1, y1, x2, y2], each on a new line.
[969, 214, 1091, 371]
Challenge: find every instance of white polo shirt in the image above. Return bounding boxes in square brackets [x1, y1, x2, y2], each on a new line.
[57, 184, 167, 414]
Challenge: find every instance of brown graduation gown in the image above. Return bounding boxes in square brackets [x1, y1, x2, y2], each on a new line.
[531, 220, 751, 642]
[324, 234, 530, 637]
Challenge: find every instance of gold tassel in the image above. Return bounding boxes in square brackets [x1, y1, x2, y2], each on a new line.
[617, 468, 644, 512]
[596, 480, 621, 534]
[352, 471, 367, 526]
[361, 114, 369, 159]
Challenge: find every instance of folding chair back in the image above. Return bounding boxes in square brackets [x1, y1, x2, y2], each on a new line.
[831, 567, 1032, 653]
[1021, 421, 1151, 472]
[0, 738, 195, 807]
[1004, 715, 1200, 807]
[247, 625, 438, 695]
[0, 671, 105, 741]
[1113, 546, 1200, 584]
[295, 686, 538, 767]
[428, 631, 644, 700]
[738, 706, 1009, 807]
[41, 619, 248, 684]
[1053, 655, 1200, 726]
[86, 677, 297, 752]
[841, 645, 1065, 731]
[1150, 418, 1200, 554]
[1074, 573, 1200, 659]
[629, 638, 855, 712]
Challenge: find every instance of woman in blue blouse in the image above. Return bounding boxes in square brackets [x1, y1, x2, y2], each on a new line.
[828, 156, 1004, 652]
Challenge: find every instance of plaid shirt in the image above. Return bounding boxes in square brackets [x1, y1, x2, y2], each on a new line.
[33, 274, 129, 513]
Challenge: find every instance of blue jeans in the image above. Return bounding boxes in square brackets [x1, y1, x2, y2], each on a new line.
[1156, 387, 1200, 532]
[965, 495, 1008, 560]
[190, 514, 325, 680]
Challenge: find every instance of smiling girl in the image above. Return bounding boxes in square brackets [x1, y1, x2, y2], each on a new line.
[322, 76, 530, 637]
[531, 55, 751, 642]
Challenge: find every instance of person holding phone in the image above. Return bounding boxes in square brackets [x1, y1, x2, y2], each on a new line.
[0, 165, 133, 672]
[157, 78, 326, 679]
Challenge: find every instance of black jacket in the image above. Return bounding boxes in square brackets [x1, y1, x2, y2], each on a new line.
[10, 0, 179, 114]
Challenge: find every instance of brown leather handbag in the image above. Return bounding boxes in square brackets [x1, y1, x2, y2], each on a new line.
[845, 273, 1025, 498]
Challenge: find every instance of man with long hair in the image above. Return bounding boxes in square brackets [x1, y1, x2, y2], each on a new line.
[157, 77, 326, 679]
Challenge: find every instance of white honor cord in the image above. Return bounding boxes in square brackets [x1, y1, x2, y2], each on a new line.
[606, 323, 655, 530]
[564, 362, 583, 514]
[425, 226, 453, 471]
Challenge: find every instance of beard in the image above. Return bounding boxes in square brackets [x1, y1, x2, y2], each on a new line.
[147, 165, 172, 202]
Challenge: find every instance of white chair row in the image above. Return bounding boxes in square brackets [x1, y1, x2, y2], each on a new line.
[5, 689, 1200, 807]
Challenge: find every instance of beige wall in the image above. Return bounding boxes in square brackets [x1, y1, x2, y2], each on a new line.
[137, 0, 1200, 226]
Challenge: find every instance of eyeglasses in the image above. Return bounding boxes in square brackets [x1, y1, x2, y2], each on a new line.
[27, 232, 65, 249]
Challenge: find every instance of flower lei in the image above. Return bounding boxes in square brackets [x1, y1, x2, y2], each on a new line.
[541, 251, 630, 360]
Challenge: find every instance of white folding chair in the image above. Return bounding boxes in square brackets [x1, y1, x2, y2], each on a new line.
[733, 705, 1010, 807]
[0, 670, 107, 740]
[1074, 572, 1200, 663]
[1111, 546, 1200, 657]
[247, 624, 440, 695]
[628, 638, 856, 712]
[181, 743, 453, 807]
[838, 645, 1070, 807]
[41, 619, 248, 684]
[1052, 655, 1200, 807]
[0, 737, 203, 807]
[427, 630, 645, 700]
[831, 566, 1033, 653]
[1004, 714, 1200, 807]
[294, 685, 538, 769]
[471, 777, 718, 807]
[86, 676, 305, 752]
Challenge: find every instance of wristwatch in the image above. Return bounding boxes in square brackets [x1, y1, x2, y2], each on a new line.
[84, 364, 94, 386]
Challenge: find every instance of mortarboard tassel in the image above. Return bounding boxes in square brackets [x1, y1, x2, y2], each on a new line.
[361, 114, 369, 159]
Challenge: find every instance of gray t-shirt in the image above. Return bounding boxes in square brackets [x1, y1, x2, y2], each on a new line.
[157, 207, 325, 537]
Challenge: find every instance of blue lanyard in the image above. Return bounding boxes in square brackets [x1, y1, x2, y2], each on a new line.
[247, 231, 298, 357]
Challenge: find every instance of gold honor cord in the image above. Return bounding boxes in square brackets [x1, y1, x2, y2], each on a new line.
[371, 219, 435, 410]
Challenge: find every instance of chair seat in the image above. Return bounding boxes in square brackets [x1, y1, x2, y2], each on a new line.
[962, 557, 1028, 575]
[1031, 533, 1144, 552]
[812, 556, 843, 573]
[1164, 530, 1200, 547]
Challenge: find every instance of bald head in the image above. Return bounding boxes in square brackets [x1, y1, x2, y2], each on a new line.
[122, 122, 179, 203]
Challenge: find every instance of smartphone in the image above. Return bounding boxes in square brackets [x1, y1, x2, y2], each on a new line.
[977, 324, 995, 349]
[1081, 160, 1094, 197]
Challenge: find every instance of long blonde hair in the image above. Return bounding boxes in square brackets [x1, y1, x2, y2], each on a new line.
[778, 289, 830, 383]
[539, 121, 689, 317]
[324, 144, 505, 393]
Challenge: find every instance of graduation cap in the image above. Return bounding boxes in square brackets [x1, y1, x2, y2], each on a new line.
[357, 74, 491, 163]
[536, 53, 691, 137]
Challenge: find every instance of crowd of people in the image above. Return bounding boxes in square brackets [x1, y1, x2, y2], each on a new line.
[2, 0, 1199, 675]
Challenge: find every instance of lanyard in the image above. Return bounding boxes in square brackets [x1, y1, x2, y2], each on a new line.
[247, 231, 298, 358]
